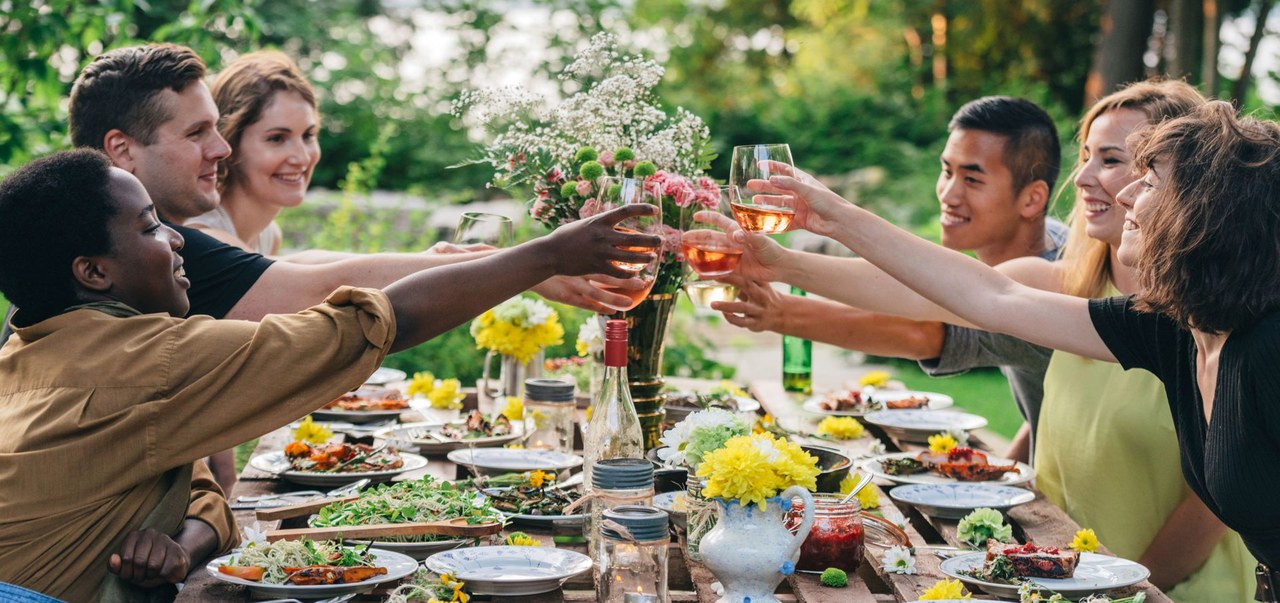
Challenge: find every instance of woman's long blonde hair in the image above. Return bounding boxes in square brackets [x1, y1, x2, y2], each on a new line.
[1059, 80, 1205, 298]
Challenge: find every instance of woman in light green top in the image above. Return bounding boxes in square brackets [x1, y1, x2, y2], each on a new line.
[1029, 81, 1254, 600]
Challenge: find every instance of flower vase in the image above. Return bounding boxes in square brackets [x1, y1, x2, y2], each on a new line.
[618, 261, 683, 449]
[698, 486, 816, 603]
[481, 350, 544, 411]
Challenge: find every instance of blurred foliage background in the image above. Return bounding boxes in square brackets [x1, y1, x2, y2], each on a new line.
[3, 0, 1280, 392]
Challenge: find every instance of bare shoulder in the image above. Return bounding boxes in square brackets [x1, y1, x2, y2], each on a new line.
[994, 256, 1062, 292]
[188, 224, 252, 252]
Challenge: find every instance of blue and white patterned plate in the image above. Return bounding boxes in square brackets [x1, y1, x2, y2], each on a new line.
[207, 547, 418, 597]
[889, 483, 1036, 518]
[447, 448, 583, 476]
[426, 545, 593, 595]
[863, 409, 987, 442]
[941, 552, 1150, 599]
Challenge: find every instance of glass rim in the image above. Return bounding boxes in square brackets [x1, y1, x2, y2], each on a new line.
[731, 143, 791, 150]
[458, 211, 512, 223]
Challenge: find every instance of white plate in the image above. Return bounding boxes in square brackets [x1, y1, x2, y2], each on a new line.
[802, 390, 953, 417]
[863, 409, 987, 442]
[249, 451, 428, 486]
[357, 537, 472, 561]
[426, 545, 593, 595]
[365, 366, 408, 385]
[889, 483, 1036, 519]
[667, 393, 761, 414]
[653, 491, 687, 531]
[447, 448, 583, 476]
[376, 421, 524, 455]
[941, 552, 1151, 599]
[481, 487, 586, 529]
[206, 547, 418, 597]
[861, 452, 1035, 487]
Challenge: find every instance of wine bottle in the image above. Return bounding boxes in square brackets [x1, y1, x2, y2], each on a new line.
[782, 286, 813, 393]
[583, 319, 644, 490]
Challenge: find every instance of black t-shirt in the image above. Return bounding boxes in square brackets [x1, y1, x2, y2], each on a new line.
[169, 223, 274, 318]
[1090, 295, 1280, 567]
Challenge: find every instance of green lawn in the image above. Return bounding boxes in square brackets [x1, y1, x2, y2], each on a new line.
[880, 358, 1024, 439]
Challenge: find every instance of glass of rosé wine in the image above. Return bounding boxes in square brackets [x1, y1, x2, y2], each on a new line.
[681, 186, 744, 278]
[590, 176, 662, 312]
[729, 144, 796, 234]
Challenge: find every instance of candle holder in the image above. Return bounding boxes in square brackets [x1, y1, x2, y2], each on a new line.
[596, 505, 670, 603]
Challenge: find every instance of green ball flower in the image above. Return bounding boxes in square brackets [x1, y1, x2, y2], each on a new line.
[613, 147, 635, 162]
[606, 184, 623, 200]
[819, 567, 848, 587]
[579, 161, 604, 181]
[633, 160, 657, 177]
[574, 147, 598, 163]
[560, 181, 579, 198]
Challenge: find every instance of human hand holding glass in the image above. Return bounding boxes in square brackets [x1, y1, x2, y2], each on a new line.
[453, 212, 515, 247]
[729, 144, 796, 234]
[591, 176, 662, 312]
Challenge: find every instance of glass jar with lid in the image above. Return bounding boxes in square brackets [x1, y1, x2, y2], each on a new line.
[596, 505, 670, 603]
[523, 378, 576, 452]
[586, 458, 655, 561]
[787, 493, 864, 572]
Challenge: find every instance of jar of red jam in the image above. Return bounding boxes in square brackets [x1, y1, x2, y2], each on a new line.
[788, 493, 864, 572]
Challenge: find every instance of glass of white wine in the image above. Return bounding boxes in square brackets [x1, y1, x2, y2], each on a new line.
[453, 212, 515, 247]
[728, 144, 796, 234]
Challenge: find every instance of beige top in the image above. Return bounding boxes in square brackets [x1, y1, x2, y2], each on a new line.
[187, 205, 282, 255]
[0, 287, 395, 602]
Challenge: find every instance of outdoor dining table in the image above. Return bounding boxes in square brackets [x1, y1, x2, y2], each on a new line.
[176, 380, 1173, 602]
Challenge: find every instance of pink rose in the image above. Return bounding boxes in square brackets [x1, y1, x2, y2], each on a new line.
[694, 188, 719, 209]
[531, 199, 551, 219]
[643, 171, 668, 196]
[698, 177, 719, 191]
[579, 197, 602, 219]
[664, 177, 696, 208]
[576, 179, 594, 197]
[546, 167, 565, 184]
[600, 151, 615, 168]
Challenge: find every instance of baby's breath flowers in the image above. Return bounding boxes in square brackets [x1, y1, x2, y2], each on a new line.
[1071, 527, 1100, 553]
[695, 432, 819, 509]
[918, 578, 972, 600]
[470, 296, 564, 364]
[816, 416, 866, 440]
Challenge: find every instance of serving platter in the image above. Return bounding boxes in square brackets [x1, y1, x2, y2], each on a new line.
[364, 366, 408, 386]
[801, 389, 953, 417]
[940, 552, 1150, 599]
[375, 421, 524, 455]
[860, 452, 1035, 487]
[249, 451, 428, 486]
[447, 448, 583, 476]
[206, 547, 418, 597]
[425, 545, 593, 595]
[888, 483, 1036, 519]
[863, 409, 987, 442]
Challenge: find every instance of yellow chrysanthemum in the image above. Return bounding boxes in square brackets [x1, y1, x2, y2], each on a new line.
[753, 413, 775, 434]
[501, 396, 524, 421]
[859, 370, 891, 387]
[470, 299, 565, 364]
[505, 531, 539, 546]
[918, 578, 972, 600]
[838, 473, 880, 510]
[928, 433, 958, 454]
[696, 433, 819, 508]
[527, 470, 554, 488]
[292, 415, 332, 445]
[439, 573, 469, 603]
[716, 380, 748, 397]
[816, 416, 866, 440]
[426, 378, 464, 409]
[1071, 528, 1100, 553]
[407, 371, 436, 397]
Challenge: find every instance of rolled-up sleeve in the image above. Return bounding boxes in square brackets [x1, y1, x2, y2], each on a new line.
[186, 459, 239, 555]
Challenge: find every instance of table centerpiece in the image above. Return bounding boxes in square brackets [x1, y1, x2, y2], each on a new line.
[454, 32, 716, 448]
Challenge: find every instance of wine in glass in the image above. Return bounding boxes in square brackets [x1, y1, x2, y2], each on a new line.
[728, 144, 796, 234]
[593, 176, 662, 312]
[684, 279, 740, 311]
[453, 212, 515, 247]
[681, 186, 744, 278]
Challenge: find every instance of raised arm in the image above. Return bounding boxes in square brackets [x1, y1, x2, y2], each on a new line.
[758, 176, 1113, 361]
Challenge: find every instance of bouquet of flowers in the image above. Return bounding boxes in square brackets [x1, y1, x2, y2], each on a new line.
[657, 408, 751, 469]
[453, 33, 717, 274]
[470, 296, 564, 364]
[696, 432, 820, 508]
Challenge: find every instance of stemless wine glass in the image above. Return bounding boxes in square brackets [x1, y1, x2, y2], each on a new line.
[728, 143, 796, 235]
[682, 186, 743, 311]
[592, 176, 662, 313]
[453, 211, 515, 247]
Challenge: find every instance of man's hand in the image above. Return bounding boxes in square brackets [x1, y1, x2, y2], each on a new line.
[696, 211, 789, 283]
[542, 204, 661, 278]
[533, 274, 647, 313]
[108, 529, 190, 588]
[744, 174, 851, 239]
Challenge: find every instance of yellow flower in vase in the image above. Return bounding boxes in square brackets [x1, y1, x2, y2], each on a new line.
[426, 378, 464, 410]
[859, 370, 892, 387]
[1070, 528, 1100, 553]
[918, 578, 972, 600]
[696, 432, 819, 508]
[816, 416, 865, 440]
[470, 297, 564, 364]
[501, 396, 524, 421]
[406, 371, 436, 397]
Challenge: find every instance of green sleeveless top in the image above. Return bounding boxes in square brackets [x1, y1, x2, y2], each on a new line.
[1036, 286, 1256, 602]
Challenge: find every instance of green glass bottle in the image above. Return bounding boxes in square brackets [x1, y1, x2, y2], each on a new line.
[782, 286, 813, 393]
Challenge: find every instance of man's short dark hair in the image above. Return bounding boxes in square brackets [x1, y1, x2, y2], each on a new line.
[69, 44, 207, 150]
[0, 150, 118, 323]
[949, 96, 1061, 196]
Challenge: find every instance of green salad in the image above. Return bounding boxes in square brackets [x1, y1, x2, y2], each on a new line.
[309, 476, 502, 543]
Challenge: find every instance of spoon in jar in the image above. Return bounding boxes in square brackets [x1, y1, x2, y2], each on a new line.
[838, 471, 875, 505]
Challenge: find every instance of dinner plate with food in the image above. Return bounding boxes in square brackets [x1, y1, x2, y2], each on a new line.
[482, 484, 585, 529]
[208, 540, 418, 597]
[250, 442, 428, 486]
[861, 450, 1035, 487]
[447, 448, 583, 477]
[802, 388, 953, 417]
[940, 541, 1150, 599]
[311, 386, 410, 424]
[863, 409, 987, 442]
[426, 545, 594, 595]
[375, 410, 523, 455]
[888, 483, 1036, 519]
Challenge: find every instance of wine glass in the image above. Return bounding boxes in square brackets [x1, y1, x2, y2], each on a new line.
[728, 144, 796, 234]
[682, 187, 743, 311]
[592, 176, 662, 312]
[453, 212, 515, 247]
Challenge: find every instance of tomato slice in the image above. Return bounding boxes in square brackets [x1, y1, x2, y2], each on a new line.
[218, 565, 265, 581]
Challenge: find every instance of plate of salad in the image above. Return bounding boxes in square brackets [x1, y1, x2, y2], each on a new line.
[208, 540, 417, 596]
[479, 470, 585, 528]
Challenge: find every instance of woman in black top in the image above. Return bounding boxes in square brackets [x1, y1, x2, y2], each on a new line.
[737, 101, 1280, 586]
